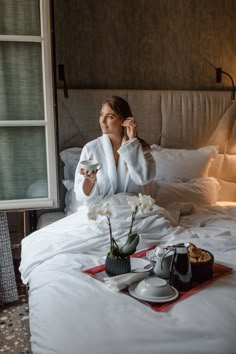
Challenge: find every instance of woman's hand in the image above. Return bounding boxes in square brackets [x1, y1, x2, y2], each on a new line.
[121, 117, 137, 140]
[80, 168, 98, 182]
[80, 168, 98, 196]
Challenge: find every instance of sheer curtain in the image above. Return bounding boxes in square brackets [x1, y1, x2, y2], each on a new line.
[0, 212, 18, 304]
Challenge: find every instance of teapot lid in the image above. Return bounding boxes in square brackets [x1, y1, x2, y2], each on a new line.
[155, 246, 166, 256]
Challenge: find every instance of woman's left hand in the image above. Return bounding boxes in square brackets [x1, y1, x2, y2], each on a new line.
[121, 117, 137, 140]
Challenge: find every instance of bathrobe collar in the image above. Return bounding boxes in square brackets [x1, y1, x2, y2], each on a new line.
[101, 134, 128, 194]
[101, 134, 117, 194]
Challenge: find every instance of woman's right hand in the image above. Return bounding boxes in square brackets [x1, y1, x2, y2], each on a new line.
[80, 168, 98, 196]
[80, 168, 98, 182]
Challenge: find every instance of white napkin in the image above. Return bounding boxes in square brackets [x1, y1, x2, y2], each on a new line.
[104, 272, 149, 292]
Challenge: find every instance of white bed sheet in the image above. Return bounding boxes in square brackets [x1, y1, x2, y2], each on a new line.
[20, 194, 236, 354]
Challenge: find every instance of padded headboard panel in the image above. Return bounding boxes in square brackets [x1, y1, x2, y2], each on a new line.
[57, 89, 236, 201]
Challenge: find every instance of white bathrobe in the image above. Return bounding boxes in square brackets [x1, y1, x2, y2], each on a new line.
[74, 134, 156, 204]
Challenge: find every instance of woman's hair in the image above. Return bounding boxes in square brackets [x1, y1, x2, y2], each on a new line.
[102, 96, 133, 120]
[102, 96, 150, 149]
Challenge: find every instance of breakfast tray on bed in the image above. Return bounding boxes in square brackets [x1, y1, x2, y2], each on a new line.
[84, 248, 233, 312]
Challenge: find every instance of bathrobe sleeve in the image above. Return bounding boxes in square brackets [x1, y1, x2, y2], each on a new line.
[118, 138, 156, 185]
[74, 145, 99, 202]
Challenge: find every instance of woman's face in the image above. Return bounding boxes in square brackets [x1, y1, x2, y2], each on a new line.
[99, 103, 123, 136]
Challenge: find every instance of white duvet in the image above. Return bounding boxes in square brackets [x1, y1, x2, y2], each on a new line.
[20, 194, 236, 354]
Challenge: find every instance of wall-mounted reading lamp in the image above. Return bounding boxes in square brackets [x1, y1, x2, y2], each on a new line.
[216, 67, 235, 101]
[58, 64, 69, 98]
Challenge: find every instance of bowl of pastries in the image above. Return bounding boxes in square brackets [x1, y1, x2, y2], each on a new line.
[188, 243, 214, 282]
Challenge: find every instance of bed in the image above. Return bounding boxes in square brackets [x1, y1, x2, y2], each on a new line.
[20, 90, 236, 354]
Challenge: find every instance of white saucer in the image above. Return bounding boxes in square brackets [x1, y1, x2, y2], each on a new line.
[128, 282, 179, 303]
[131, 258, 153, 273]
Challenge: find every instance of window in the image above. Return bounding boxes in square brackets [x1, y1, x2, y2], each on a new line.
[0, 0, 58, 210]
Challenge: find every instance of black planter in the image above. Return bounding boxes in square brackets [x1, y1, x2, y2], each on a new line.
[105, 254, 131, 276]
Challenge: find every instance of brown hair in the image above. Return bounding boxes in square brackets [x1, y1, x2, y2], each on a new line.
[102, 96, 150, 149]
[102, 96, 133, 120]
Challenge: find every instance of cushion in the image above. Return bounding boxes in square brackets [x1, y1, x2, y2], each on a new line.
[151, 145, 218, 182]
[148, 177, 221, 208]
[60, 147, 82, 181]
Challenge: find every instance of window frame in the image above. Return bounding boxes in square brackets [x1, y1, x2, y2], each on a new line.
[0, 0, 58, 210]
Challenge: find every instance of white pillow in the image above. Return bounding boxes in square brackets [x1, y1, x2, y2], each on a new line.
[60, 147, 82, 214]
[62, 180, 80, 215]
[149, 177, 221, 208]
[151, 145, 218, 182]
[60, 147, 82, 181]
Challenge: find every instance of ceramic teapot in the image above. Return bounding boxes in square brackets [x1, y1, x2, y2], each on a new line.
[153, 247, 173, 279]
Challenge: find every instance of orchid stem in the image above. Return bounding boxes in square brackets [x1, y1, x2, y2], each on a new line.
[107, 215, 120, 255]
[106, 215, 113, 254]
[129, 207, 137, 235]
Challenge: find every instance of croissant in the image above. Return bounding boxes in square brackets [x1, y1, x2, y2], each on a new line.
[188, 243, 211, 263]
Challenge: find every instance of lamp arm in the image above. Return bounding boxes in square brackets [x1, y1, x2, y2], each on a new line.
[221, 70, 235, 101]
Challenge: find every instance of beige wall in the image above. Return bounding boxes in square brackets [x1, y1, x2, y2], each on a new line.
[54, 0, 236, 90]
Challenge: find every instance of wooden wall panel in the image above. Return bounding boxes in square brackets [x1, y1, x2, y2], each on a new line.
[54, 0, 236, 90]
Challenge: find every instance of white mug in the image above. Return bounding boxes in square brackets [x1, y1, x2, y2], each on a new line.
[79, 160, 102, 174]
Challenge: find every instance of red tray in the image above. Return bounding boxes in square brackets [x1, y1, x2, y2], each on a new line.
[84, 247, 233, 312]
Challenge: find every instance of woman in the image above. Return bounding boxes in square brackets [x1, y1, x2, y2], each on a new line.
[74, 96, 156, 204]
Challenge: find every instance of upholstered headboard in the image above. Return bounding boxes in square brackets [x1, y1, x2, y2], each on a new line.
[57, 89, 236, 201]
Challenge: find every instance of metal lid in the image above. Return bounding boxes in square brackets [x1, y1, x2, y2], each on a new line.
[175, 244, 188, 254]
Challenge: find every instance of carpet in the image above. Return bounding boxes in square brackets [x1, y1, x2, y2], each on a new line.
[0, 295, 31, 354]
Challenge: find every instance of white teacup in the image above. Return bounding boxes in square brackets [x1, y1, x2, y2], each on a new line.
[79, 160, 102, 174]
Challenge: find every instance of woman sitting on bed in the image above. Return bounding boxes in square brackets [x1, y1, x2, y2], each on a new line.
[74, 95, 156, 204]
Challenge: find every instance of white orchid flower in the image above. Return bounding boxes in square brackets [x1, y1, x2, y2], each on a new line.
[127, 196, 139, 212]
[88, 202, 112, 221]
[87, 204, 99, 220]
[138, 193, 154, 214]
[98, 203, 112, 217]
